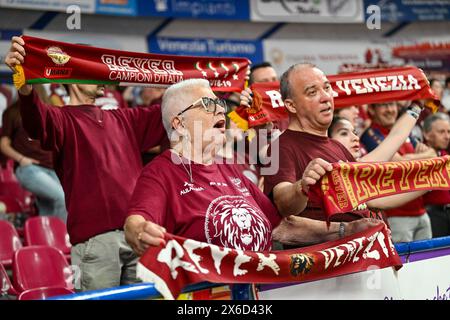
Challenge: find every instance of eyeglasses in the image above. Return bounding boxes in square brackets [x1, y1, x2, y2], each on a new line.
[177, 97, 228, 117]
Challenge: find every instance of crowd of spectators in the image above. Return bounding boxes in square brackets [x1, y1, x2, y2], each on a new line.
[2, 36, 450, 293]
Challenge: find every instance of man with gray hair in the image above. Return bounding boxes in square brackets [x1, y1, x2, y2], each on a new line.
[264, 63, 429, 246]
[423, 112, 450, 237]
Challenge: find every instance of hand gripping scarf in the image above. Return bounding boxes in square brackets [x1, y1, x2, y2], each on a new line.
[12, 36, 249, 92]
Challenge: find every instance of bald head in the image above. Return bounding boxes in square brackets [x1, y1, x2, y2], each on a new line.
[280, 63, 334, 135]
[280, 63, 317, 100]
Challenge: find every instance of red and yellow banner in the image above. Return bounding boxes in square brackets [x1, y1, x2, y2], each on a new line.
[137, 224, 401, 300]
[13, 36, 249, 92]
[230, 66, 438, 129]
[312, 156, 450, 218]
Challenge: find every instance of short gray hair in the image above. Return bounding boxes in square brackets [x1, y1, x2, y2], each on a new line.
[423, 112, 450, 133]
[161, 78, 211, 136]
[280, 63, 316, 100]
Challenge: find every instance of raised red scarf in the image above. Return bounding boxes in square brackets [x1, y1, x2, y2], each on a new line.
[230, 66, 438, 129]
[312, 156, 450, 219]
[137, 223, 401, 299]
[13, 36, 249, 92]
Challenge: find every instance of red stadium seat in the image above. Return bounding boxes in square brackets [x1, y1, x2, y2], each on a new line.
[13, 246, 73, 293]
[18, 286, 74, 300]
[0, 160, 37, 236]
[0, 195, 23, 213]
[1, 263, 17, 296]
[0, 220, 22, 268]
[0, 160, 34, 211]
[24, 216, 71, 261]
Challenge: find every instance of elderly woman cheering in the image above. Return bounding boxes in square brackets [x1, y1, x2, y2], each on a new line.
[124, 79, 380, 255]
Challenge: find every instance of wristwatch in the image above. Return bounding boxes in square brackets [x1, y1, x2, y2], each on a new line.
[339, 222, 345, 238]
[406, 103, 422, 120]
[406, 102, 423, 119]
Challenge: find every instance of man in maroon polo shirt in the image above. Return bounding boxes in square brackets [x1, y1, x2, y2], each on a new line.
[264, 63, 428, 247]
[5, 36, 166, 291]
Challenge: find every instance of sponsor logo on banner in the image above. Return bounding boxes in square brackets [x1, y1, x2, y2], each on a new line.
[95, 0, 138, 16]
[44, 67, 72, 79]
[251, 0, 364, 23]
[180, 182, 204, 196]
[47, 46, 71, 65]
[149, 37, 263, 64]
[138, 0, 249, 19]
[363, 0, 450, 22]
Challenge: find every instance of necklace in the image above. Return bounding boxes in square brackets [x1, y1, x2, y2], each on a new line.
[174, 151, 194, 183]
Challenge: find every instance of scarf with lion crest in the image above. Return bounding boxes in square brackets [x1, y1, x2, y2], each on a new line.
[12, 36, 249, 92]
[137, 223, 400, 300]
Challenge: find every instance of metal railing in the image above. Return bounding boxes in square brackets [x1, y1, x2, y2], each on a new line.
[48, 281, 225, 300]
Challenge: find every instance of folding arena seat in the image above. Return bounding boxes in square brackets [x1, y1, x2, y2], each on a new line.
[0, 160, 31, 203]
[0, 195, 23, 213]
[0, 220, 22, 268]
[24, 216, 71, 261]
[18, 286, 74, 300]
[0, 160, 37, 235]
[12, 246, 73, 293]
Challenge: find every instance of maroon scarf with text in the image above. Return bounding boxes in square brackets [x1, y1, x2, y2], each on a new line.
[13, 36, 249, 92]
[311, 156, 450, 219]
[137, 224, 401, 299]
[230, 66, 438, 129]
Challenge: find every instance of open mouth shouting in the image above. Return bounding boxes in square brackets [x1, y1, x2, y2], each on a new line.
[213, 118, 226, 133]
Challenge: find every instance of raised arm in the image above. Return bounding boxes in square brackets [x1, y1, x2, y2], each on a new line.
[4, 36, 32, 96]
[5, 36, 65, 151]
[127, 104, 166, 152]
[360, 102, 422, 162]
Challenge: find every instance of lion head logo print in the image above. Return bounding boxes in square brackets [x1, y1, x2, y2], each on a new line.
[289, 253, 314, 277]
[205, 195, 271, 251]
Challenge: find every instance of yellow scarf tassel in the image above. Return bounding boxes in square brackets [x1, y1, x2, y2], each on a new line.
[12, 65, 26, 89]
